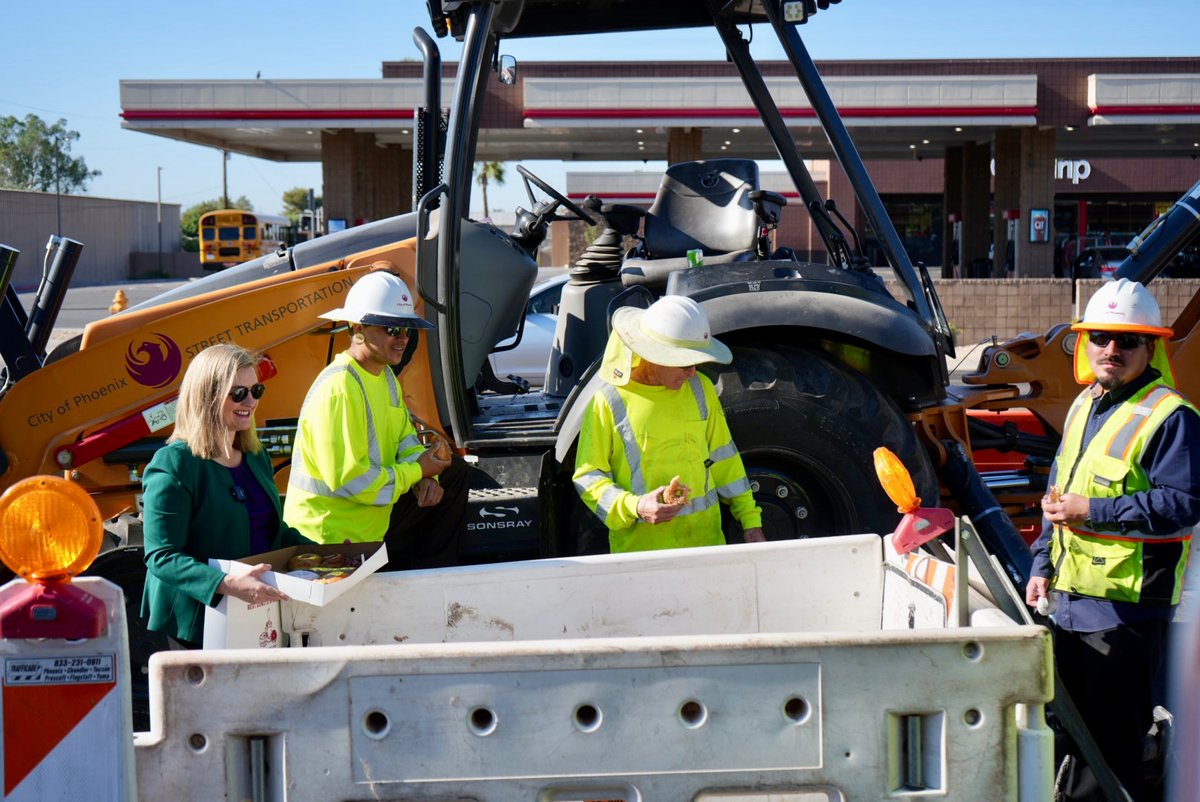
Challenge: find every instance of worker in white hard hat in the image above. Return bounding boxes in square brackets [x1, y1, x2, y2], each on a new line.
[1026, 278, 1200, 800]
[284, 270, 468, 570]
[573, 295, 765, 553]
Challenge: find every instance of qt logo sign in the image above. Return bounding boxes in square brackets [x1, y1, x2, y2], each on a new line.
[1055, 159, 1092, 185]
[990, 158, 1092, 185]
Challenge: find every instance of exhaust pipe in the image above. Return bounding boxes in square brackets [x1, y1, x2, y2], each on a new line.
[411, 27, 443, 209]
[0, 244, 45, 387]
[25, 235, 83, 359]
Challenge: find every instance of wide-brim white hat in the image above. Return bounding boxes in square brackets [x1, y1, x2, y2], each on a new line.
[611, 298, 731, 367]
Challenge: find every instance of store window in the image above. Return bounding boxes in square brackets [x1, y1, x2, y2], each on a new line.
[865, 197, 944, 268]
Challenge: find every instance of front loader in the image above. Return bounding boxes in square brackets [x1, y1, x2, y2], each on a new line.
[1, 1, 961, 564]
[1, 6, 1199, 779]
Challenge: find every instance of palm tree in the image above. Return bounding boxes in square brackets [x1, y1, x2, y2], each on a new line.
[476, 161, 506, 219]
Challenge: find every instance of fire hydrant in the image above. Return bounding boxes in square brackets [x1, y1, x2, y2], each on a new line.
[108, 290, 128, 314]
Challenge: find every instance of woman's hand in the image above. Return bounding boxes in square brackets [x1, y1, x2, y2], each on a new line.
[219, 563, 290, 605]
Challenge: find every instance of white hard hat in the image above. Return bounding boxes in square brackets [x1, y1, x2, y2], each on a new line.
[611, 295, 731, 367]
[1071, 278, 1177, 387]
[1072, 278, 1172, 338]
[320, 272, 434, 329]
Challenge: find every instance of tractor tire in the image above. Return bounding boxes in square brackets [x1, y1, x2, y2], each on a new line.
[83, 546, 167, 732]
[706, 345, 937, 542]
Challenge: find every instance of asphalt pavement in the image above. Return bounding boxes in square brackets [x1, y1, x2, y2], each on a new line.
[17, 278, 190, 351]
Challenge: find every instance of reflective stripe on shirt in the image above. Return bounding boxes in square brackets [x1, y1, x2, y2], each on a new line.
[598, 378, 717, 521]
[291, 361, 394, 505]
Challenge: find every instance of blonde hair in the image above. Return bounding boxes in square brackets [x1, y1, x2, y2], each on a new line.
[168, 343, 262, 460]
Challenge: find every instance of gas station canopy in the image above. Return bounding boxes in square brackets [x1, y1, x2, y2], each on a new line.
[119, 59, 1200, 164]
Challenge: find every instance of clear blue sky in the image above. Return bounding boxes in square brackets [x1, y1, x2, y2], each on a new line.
[3, 0, 1197, 220]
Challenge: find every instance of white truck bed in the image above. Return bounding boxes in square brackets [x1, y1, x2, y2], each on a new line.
[133, 534, 1053, 800]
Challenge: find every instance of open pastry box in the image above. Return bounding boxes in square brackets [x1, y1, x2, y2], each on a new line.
[203, 543, 387, 649]
[212, 542, 388, 607]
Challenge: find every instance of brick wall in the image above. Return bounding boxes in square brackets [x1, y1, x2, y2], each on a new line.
[881, 278, 1200, 347]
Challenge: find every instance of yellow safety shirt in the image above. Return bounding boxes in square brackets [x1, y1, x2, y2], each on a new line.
[574, 373, 762, 553]
[283, 352, 425, 543]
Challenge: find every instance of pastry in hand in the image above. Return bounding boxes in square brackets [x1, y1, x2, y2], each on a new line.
[431, 438, 452, 460]
[662, 475, 690, 505]
[1046, 484, 1061, 503]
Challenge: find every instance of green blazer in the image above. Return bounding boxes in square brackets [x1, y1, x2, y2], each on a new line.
[140, 440, 311, 644]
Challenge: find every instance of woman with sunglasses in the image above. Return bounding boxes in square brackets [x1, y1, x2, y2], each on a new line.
[141, 343, 313, 648]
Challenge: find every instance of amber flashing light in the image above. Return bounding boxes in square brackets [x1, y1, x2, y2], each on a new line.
[0, 476, 103, 583]
[873, 447, 921, 514]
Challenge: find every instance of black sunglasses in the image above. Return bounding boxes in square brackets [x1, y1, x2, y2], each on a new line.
[229, 383, 267, 403]
[382, 325, 413, 338]
[1089, 331, 1148, 350]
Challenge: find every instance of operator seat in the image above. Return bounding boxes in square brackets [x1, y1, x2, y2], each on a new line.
[619, 159, 761, 292]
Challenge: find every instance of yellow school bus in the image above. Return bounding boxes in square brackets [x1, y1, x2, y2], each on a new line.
[198, 210, 290, 269]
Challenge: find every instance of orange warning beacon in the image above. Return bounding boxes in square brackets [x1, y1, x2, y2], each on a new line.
[873, 447, 955, 554]
[0, 475, 135, 798]
[0, 476, 106, 639]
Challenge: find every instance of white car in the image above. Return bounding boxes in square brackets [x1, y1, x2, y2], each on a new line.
[489, 273, 568, 388]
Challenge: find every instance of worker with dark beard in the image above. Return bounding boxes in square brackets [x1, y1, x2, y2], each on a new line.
[1027, 279, 1200, 800]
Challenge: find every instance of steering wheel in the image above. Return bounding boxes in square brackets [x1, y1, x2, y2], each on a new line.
[517, 164, 596, 225]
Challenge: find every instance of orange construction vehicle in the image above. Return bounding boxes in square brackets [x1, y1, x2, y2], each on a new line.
[3, 0, 1199, 595]
[1, 2, 1198, 758]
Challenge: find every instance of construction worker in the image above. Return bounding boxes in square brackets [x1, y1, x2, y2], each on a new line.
[574, 295, 765, 553]
[1026, 279, 1200, 800]
[283, 271, 468, 570]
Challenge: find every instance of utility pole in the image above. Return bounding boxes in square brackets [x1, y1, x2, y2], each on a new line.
[156, 166, 164, 274]
[308, 187, 317, 239]
[221, 149, 229, 208]
[54, 134, 62, 235]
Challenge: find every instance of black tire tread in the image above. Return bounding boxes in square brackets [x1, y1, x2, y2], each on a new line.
[708, 344, 937, 538]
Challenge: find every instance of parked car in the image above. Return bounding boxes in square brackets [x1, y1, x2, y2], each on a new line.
[1073, 245, 1128, 280]
[489, 273, 568, 387]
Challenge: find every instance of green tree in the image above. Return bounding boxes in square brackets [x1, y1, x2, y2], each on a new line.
[476, 161, 506, 219]
[281, 187, 322, 224]
[179, 196, 253, 250]
[0, 114, 99, 192]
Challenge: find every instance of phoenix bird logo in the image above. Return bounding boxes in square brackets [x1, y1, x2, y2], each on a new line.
[125, 333, 182, 388]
